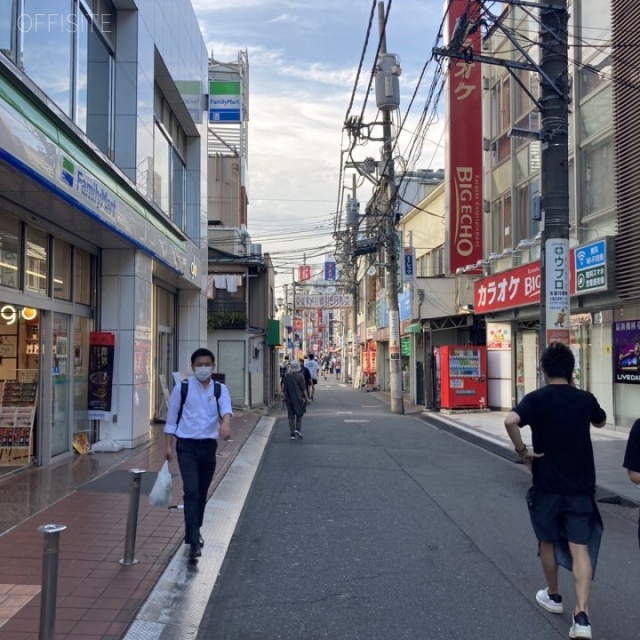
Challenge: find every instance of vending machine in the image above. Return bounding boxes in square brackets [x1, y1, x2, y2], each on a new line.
[439, 346, 487, 410]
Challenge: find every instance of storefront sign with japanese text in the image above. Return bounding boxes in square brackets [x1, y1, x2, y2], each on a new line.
[295, 294, 353, 309]
[475, 262, 541, 313]
[447, 0, 483, 272]
[87, 332, 115, 420]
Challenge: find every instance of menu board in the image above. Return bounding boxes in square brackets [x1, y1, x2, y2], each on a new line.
[0, 379, 38, 466]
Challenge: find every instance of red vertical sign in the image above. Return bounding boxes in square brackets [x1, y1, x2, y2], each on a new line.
[298, 265, 311, 283]
[448, 0, 483, 273]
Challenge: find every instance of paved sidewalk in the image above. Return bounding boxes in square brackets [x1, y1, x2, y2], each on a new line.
[0, 411, 262, 640]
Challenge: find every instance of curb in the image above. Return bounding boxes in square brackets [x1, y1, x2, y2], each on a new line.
[419, 412, 640, 509]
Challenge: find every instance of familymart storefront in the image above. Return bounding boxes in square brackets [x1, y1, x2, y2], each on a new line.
[0, 79, 206, 470]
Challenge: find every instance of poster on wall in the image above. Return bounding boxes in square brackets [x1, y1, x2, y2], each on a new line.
[87, 332, 115, 419]
[613, 320, 640, 384]
[486, 323, 512, 350]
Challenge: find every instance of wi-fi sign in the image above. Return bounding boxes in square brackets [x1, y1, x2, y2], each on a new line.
[577, 250, 586, 265]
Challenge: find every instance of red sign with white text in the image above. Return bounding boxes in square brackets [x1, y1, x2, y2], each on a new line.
[298, 265, 311, 283]
[474, 255, 578, 313]
[447, 0, 483, 273]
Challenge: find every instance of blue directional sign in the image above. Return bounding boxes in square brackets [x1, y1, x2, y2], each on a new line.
[403, 247, 416, 283]
[574, 240, 606, 293]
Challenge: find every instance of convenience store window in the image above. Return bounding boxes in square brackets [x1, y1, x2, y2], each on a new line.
[0, 212, 20, 289]
[53, 238, 72, 301]
[25, 227, 48, 296]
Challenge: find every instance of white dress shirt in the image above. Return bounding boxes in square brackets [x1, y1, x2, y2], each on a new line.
[164, 376, 233, 439]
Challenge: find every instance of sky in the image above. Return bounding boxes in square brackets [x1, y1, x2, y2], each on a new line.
[192, 0, 449, 294]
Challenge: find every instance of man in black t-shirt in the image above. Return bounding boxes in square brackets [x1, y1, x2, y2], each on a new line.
[623, 418, 640, 550]
[623, 419, 640, 485]
[505, 343, 606, 640]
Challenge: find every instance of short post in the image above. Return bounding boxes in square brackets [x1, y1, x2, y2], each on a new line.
[38, 523, 66, 640]
[119, 468, 146, 566]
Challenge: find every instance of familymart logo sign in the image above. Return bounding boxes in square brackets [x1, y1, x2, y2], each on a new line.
[61, 157, 117, 217]
[209, 81, 241, 123]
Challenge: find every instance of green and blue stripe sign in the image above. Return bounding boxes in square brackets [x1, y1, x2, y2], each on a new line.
[209, 81, 241, 122]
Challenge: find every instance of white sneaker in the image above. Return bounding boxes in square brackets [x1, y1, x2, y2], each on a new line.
[569, 612, 592, 639]
[535, 588, 563, 614]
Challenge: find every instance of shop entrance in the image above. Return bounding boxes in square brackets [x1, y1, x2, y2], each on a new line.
[0, 303, 40, 468]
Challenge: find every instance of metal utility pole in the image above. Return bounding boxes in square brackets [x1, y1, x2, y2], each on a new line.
[538, 0, 570, 351]
[376, 1, 403, 414]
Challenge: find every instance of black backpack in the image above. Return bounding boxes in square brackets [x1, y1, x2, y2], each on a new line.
[176, 379, 222, 424]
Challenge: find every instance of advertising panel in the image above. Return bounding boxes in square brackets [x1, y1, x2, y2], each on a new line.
[87, 332, 115, 420]
[447, 0, 483, 272]
[545, 238, 570, 344]
[613, 320, 640, 385]
[574, 240, 607, 293]
[486, 323, 512, 349]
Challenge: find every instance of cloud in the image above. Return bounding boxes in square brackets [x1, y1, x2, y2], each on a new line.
[194, 0, 449, 279]
[268, 13, 298, 24]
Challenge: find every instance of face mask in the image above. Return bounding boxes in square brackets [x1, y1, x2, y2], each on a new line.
[194, 366, 213, 382]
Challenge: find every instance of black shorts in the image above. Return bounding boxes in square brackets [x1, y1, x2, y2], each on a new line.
[526, 487, 594, 545]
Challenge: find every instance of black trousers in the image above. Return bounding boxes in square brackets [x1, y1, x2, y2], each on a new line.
[176, 438, 217, 545]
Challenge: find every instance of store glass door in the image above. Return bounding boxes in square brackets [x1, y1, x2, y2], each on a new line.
[52, 313, 70, 456]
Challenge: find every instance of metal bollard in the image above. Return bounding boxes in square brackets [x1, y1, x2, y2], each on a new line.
[119, 469, 146, 566]
[38, 523, 66, 640]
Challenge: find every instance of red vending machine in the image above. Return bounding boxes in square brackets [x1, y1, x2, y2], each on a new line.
[440, 346, 487, 410]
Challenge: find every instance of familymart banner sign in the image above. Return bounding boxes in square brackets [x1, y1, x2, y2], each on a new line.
[209, 81, 241, 122]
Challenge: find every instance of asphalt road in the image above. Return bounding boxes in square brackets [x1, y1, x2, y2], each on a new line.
[196, 380, 640, 640]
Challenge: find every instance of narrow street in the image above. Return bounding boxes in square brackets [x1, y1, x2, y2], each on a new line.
[189, 380, 640, 640]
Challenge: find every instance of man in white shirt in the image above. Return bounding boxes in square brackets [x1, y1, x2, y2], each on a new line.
[165, 348, 232, 559]
[304, 353, 321, 400]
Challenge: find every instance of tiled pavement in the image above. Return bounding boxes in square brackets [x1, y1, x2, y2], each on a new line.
[0, 411, 263, 640]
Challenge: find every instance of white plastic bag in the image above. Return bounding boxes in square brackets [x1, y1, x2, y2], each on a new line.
[149, 461, 173, 507]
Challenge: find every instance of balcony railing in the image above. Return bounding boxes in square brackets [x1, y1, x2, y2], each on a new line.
[207, 300, 247, 330]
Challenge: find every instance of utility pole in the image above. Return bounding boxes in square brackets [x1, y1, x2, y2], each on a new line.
[538, 0, 570, 352]
[376, 1, 403, 414]
[346, 174, 359, 386]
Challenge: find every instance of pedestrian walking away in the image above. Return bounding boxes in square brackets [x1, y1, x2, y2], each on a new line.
[164, 348, 232, 560]
[282, 359, 308, 440]
[335, 356, 341, 380]
[504, 342, 606, 640]
[321, 353, 330, 379]
[299, 357, 313, 401]
[304, 353, 321, 399]
[622, 417, 640, 548]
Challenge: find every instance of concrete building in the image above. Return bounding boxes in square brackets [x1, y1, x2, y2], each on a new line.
[205, 53, 279, 410]
[467, 0, 638, 427]
[0, 0, 209, 468]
